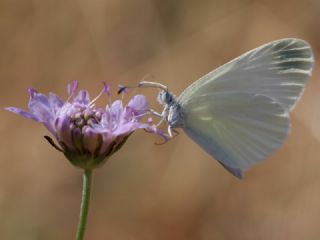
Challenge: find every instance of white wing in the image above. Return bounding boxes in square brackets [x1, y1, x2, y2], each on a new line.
[181, 93, 290, 178]
[178, 38, 314, 112]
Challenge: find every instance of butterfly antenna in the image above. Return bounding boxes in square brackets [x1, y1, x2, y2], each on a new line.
[118, 81, 168, 94]
[138, 81, 168, 91]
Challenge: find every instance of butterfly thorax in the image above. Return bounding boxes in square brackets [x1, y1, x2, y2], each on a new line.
[157, 90, 184, 128]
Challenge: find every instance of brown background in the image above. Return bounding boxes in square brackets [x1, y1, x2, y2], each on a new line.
[1, 0, 320, 239]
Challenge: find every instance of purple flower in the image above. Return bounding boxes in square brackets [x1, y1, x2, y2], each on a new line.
[5, 81, 167, 169]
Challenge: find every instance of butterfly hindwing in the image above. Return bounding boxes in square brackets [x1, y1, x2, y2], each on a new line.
[181, 92, 290, 178]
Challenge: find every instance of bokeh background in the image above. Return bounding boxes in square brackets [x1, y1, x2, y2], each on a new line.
[1, 0, 320, 239]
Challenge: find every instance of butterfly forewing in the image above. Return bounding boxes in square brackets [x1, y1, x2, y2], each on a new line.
[178, 38, 314, 111]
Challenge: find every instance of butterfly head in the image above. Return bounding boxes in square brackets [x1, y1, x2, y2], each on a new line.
[129, 81, 182, 129]
[157, 90, 176, 106]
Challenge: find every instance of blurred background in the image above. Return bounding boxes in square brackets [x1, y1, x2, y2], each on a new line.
[1, 0, 320, 239]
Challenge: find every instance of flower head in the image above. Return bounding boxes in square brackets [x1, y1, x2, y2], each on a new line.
[6, 81, 165, 169]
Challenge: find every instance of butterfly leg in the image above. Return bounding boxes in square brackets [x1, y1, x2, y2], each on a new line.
[154, 126, 179, 145]
[149, 107, 169, 127]
[172, 128, 179, 137]
[167, 126, 179, 138]
[168, 125, 173, 138]
[149, 109, 162, 118]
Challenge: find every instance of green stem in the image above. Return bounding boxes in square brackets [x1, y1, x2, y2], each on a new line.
[76, 169, 93, 240]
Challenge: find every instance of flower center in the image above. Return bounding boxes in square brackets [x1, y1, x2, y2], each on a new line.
[71, 107, 102, 131]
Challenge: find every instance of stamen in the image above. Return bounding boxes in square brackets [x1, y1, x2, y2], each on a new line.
[67, 80, 79, 102]
[103, 82, 111, 96]
[101, 82, 113, 106]
[89, 87, 105, 107]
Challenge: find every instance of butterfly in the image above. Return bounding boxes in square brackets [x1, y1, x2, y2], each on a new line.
[130, 38, 314, 179]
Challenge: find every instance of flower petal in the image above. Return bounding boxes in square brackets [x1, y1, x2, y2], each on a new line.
[5, 107, 40, 121]
[109, 100, 124, 122]
[68, 80, 78, 97]
[112, 121, 137, 135]
[49, 93, 64, 110]
[73, 90, 90, 105]
[128, 95, 149, 112]
[82, 126, 100, 154]
[28, 88, 38, 98]
[55, 115, 74, 150]
[28, 92, 57, 133]
[103, 82, 111, 96]
[126, 95, 149, 118]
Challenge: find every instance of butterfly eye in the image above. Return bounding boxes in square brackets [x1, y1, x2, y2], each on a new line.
[157, 91, 167, 105]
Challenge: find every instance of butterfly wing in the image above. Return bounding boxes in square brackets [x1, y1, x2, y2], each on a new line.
[178, 38, 314, 112]
[181, 93, 290, 178]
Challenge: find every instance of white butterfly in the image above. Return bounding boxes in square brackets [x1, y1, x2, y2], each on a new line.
[136, 38, 314, 178]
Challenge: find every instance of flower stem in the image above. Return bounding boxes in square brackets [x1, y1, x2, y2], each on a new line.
[76, 169, 93, 240]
